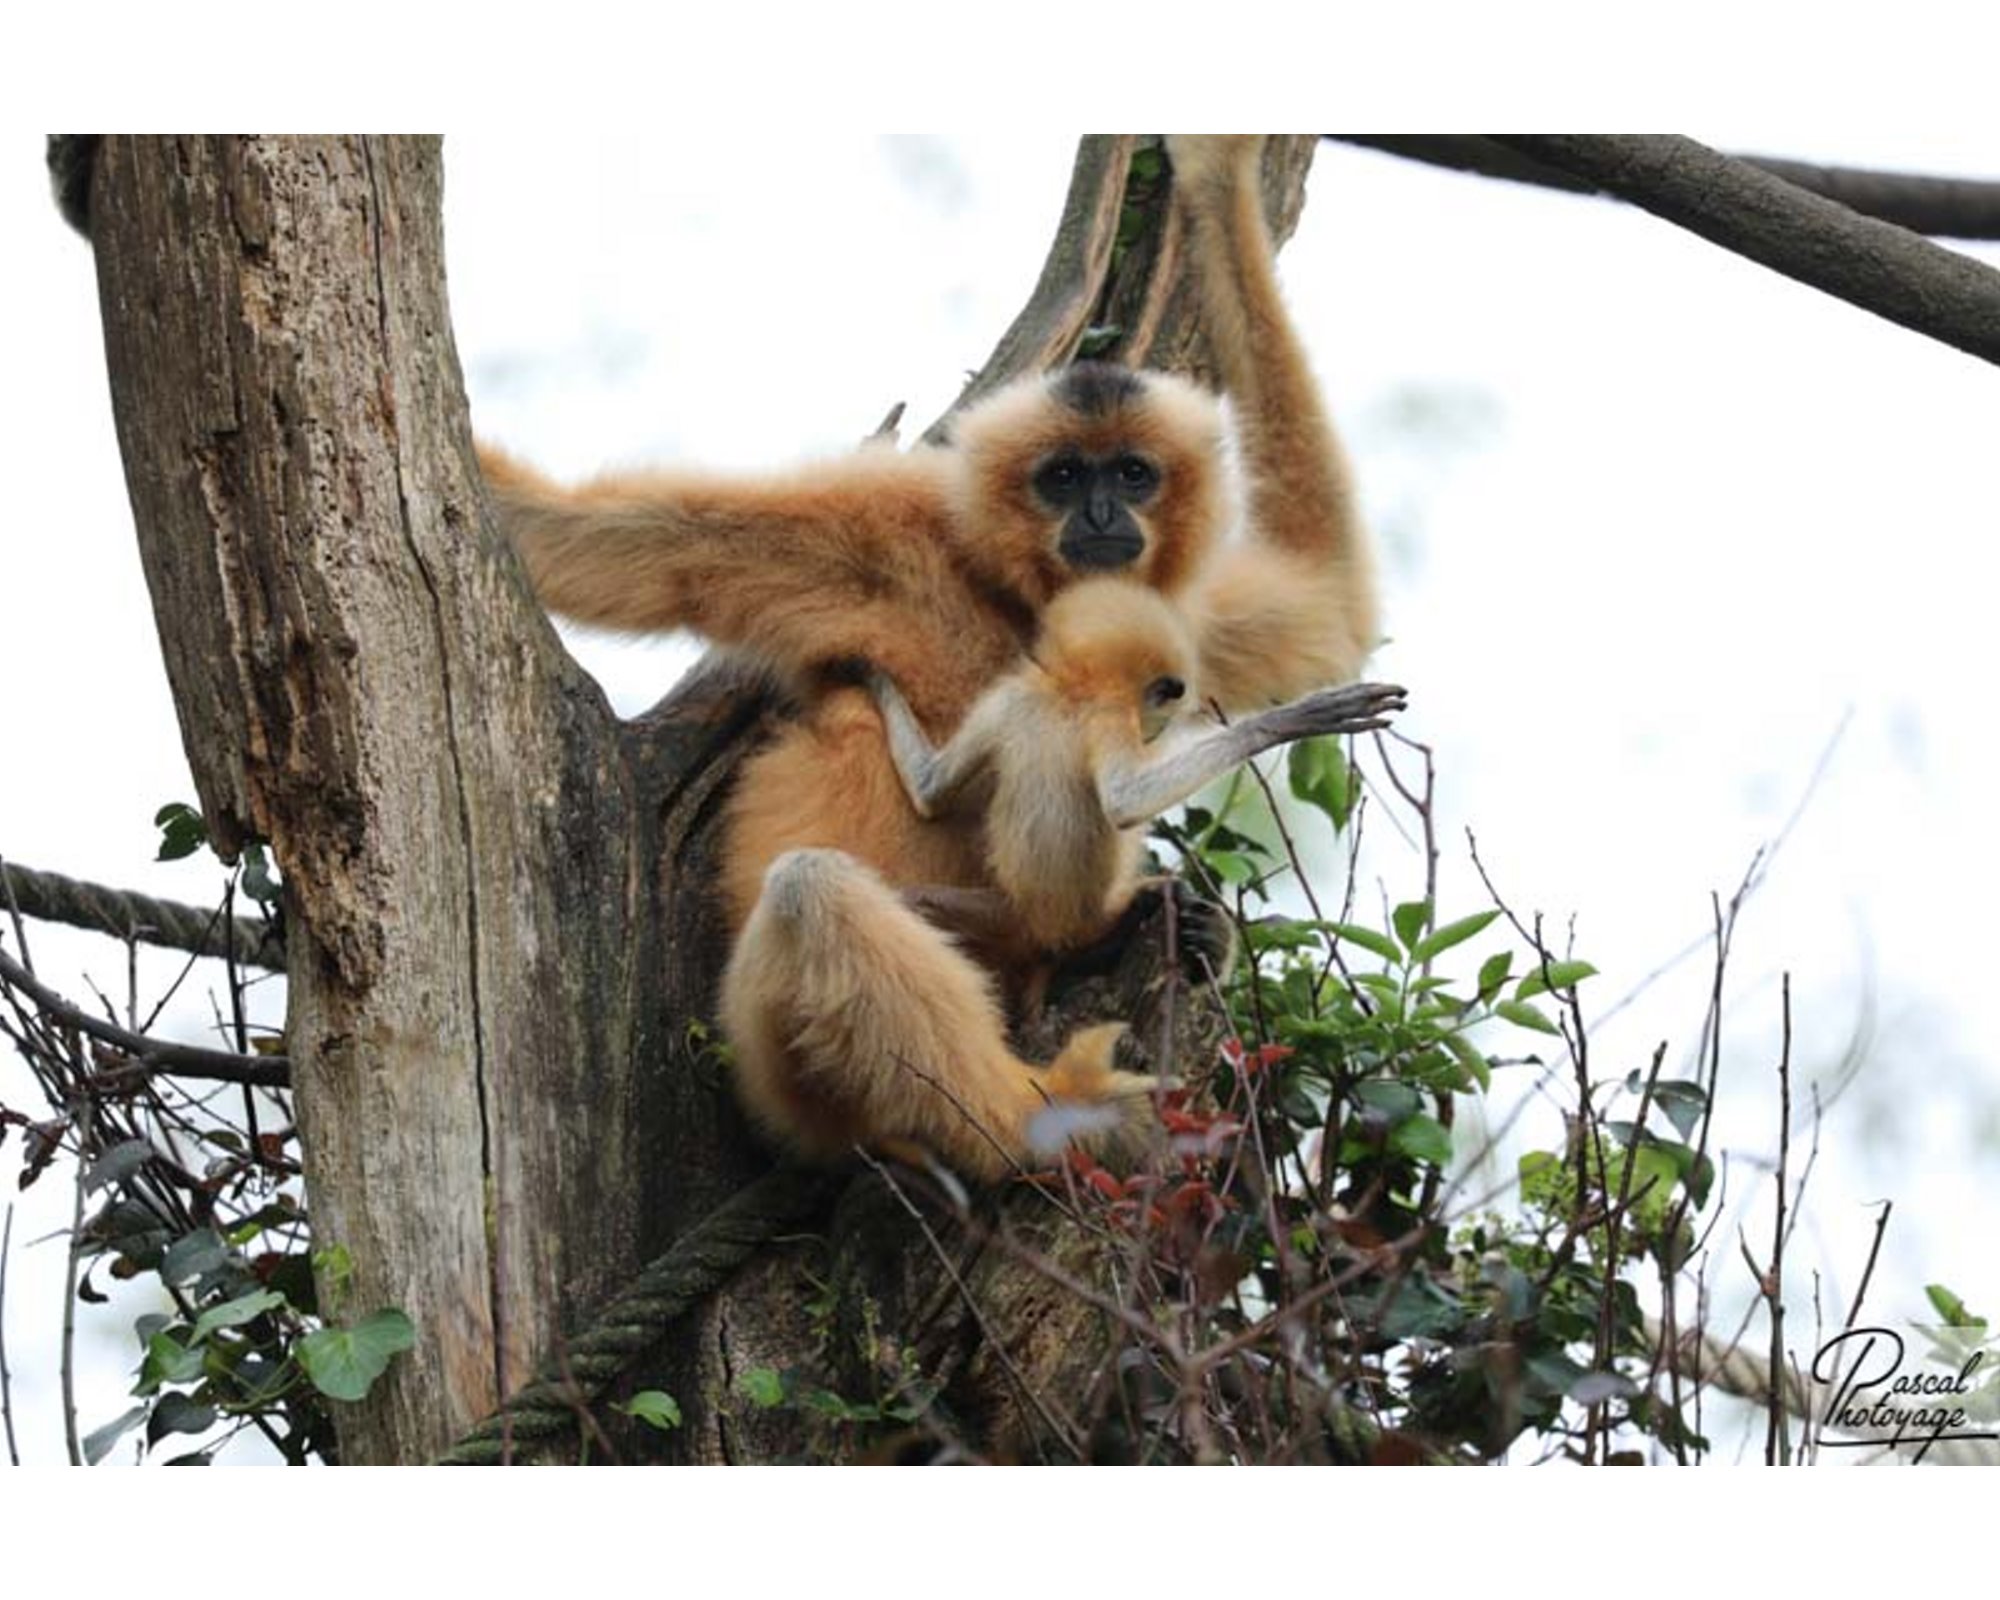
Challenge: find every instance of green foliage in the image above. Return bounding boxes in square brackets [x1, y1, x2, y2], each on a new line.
[8, 801, 407, 1465]
[1103, 744, 1721, 1464]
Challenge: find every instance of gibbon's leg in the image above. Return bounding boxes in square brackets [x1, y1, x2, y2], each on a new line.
[1165, 135, 1382, 707]
[720, 849, 1153, 1182]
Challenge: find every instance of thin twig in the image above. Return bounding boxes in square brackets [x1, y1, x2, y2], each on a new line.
[0, 1204, 19, 1466]
[0, 946, 288, 1086]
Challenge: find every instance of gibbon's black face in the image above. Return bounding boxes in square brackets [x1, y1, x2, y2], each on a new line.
[1033, 449, 1163, 571]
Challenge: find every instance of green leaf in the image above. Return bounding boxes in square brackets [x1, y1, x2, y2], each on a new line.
[1392, 900, 1432, 954]
[737, 1368, 786, 1409]
[84, 1405, 149, 1465]
[1388, 1114, 1453, 1167]
[1648, 1080, 1709, 1140]
[239, 843, 281, 904]
[1287, 736, 1356, 831]
[154, 802, 208, 863]
[1441, 1030, 1493, 1092]
[1515, 960, 1599, 1001]
[1409, 910, 1500, 966]
[1495, 1000, 1561, 1036]
[84, 1139, 153, 1194]
[1330, 922, 1401, 964]
[137, 1332, 205, 1394]
[615, 1390, 683, 1431]
[1475, 951, 1514, 1002]
[161, 1228, 231, 1288]
[190, 1289, 285, 1345]
[297, 1309, 416, 1403]
[1203, 849, 1258, 887]
[1925, 1284, 1983, 1327]
[1352, 1080, 1423, 1124]
[147, 1392, 219, 1445]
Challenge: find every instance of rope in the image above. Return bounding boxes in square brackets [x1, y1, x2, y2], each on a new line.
[1, 859, 283, 972]
[435, 1166, 837, 1464]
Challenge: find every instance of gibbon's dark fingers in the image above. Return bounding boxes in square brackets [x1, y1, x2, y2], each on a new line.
[1099, 680, 1408, 829]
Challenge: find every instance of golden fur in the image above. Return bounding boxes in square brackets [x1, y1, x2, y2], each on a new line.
[478, 136, 1380, 1175]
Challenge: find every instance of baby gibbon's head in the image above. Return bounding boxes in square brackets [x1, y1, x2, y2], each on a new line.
[948, 362, 1230, 607]
[1034, 578, 1198, 743]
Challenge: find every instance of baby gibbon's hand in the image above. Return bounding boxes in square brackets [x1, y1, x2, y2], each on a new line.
[1269, 681, 1407, 742]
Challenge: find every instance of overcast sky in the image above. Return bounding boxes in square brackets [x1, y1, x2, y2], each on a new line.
[3, 134, 1997, 1464]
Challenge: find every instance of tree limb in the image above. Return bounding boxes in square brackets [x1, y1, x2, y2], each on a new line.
[1330, 135, 2000, 241]
[1484, 134, 2000, 366]
[0, 945, 289, 1086]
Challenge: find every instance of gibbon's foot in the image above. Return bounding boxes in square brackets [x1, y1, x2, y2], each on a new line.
[1065, 876, 1238, 989]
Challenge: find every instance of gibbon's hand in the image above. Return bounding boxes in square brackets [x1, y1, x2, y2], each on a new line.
[1261, 681, 1407, 743]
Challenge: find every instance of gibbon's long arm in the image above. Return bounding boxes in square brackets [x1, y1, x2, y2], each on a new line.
[1099, 681, 1405, 829]
[1164, 136, 1381, 706]
[480, 444, 1001, 699]
[867, 668, 1010, 819]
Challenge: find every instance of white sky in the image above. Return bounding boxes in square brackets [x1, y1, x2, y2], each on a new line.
[2, 133, 1998, 1467]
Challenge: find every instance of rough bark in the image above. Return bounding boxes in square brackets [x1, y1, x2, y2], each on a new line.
[79, 135, 1311, 1464]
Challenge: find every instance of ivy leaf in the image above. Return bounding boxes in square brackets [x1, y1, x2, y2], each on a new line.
[615, 1390, 683, 1431]
[239, 843, 281, 904]
[737, 1368, 786, 1409]
[84, 1139, 153, 1194]
[190, 1289, 286, 1345]
[137, 1332, 204, 1394]
[1409, 910, 1500, 966]
[297, 1309, 416, 1403]
[148, 1392, 219, 1445]
[161, 1228, 231, 1288]
[154, 802, 208, 863]
[1647, 1081, 1709, 1140]
[83, 1405, 149, 1466]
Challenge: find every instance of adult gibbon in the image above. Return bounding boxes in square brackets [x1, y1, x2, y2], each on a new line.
[479, 136, 1380, 1176]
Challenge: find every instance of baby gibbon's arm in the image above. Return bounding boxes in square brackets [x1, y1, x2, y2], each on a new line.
[867, 669, 1009, 819]
[1100, 681, 1405, 829]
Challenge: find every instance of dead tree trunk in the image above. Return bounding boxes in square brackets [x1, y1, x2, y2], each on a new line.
[76, 134, 1316, 1463]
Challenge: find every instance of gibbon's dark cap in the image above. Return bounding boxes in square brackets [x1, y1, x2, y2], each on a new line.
[1052, 361, 1143, 418]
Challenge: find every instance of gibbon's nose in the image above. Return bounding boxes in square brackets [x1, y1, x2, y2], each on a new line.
[1084, 485, 1118, 531]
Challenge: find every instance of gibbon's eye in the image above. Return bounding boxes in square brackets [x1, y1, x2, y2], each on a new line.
[1034, 455, 1088, 503]
[1145, 675, 1186, 708]
[1114, 455, 1160, 497]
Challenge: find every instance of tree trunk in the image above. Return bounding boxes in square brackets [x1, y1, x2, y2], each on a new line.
[78, 134, 1316, 1463]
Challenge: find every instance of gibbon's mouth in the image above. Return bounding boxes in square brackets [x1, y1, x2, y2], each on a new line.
[1062, 530, 1147, 570]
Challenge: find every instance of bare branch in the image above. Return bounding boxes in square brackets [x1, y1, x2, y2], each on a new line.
[1484, 135, 2000, 366]
[1330, 135, 2000, 241]
[0, 946, 289, 1086]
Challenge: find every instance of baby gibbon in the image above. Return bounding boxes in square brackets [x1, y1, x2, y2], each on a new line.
[481, 137, 1382, 1176]
[866, 578, 1406, 953]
